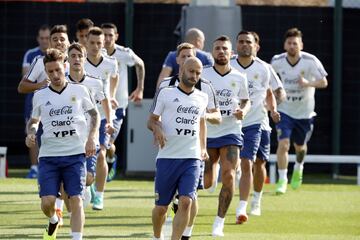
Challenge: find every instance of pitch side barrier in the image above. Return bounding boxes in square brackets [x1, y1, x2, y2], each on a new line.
[268, 154, 360, 185]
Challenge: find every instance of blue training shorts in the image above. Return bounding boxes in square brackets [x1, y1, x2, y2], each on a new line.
[256, 130, 271, 161]
[99, 119, 111, 149]
[86, 146, 100, 177]
[207, 134, 243, 149]
[240, 124, 262, 161]
[110, 108, 125, 142]
[154, 158, 200, 206]
[38, 154, 86, 197]
[276, 112, 314, 145]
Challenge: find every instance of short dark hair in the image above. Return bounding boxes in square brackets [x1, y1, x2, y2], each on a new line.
[43, 48, 65, 65]
[236, 30, 252, 40]
[76, 18, 94, 31]
[284, 27, 302, 40]
[39, 24, 50, 32]
[50, 25, 68, 36]
[87, 27, 104, 37]
[68, 42, 86, 55]
[250, 31, 260, 45]
[101, 23, 118, 33]
[213, 35, 231, 43]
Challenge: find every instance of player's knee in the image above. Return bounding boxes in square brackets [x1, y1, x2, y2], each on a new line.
[221, 169, 235, 186]
[278, 140, 290, 152]
[41, 197, 56, 213]
[179, 196, 192, 211]
[240, 158, 253, 174]
[153, 205, 168, 216]
[69, 195, 83, 209]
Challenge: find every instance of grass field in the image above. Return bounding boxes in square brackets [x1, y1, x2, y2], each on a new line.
[0, 170, 359, 240]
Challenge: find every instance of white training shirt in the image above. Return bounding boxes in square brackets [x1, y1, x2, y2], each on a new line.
[201, 66, 249, 138]
[159, 76, 219, 111]
[231, 57, 271, 128]
[271, 51, 328, 119]
[108, 44, 137, 109]
[150, 86, 208, 159]
[32, 83, 95, 157]
[84, 55, 118, 119]
[25, 56, 70, 84]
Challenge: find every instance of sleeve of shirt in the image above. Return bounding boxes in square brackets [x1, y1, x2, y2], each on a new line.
[110, 59, 118, 78]
[25, 58, 43, 83]
[162, 51, 176, 69]
[150, 88, 165, 115]
[200, 94, 208, 117]
[202, 81, 218, 110]
[22, 50, 31, 68]
[239, 74, 250, 100]
[93, 79, 106, 102]
[124, 48, 136, 67]
[268, 64, 283, 90]
[81, 86, 96, 112]
[102, 77, 110, 99]
[31, 93, 41, 120]
[311, 56, 328, 80]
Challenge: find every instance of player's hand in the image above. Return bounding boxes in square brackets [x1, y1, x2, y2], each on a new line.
[201, 149, 209, 161]
[25, 134, 36, 148]
[110, 98, 119, 110]
[270, 110, 281, 123]
[105, 123, 115, 135]
[233, 109, 245, 120]
[153, 128, 166, 149]
[298, 77, 311, 88]
[38, 79, 50, 89]
[129, 88, 143, 104]
[85, 137, 96, 157]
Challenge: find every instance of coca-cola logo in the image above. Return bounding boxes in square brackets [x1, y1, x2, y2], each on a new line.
[177, 105, 200, 115]
[49, 106, 73, 116]
[216, 89, 232, 97]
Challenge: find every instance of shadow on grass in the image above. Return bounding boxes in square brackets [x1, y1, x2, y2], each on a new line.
[86, 233, 151, 239]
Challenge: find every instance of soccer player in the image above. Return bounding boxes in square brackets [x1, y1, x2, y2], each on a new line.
[25, 48, 100, 240]
[84, 26, 118, 210]
[271, 28, 328, 194]
[156, 28, 213, 88]
[202, 35, 250, 237]
[66, 42, 112, 207]
[230, 31, 279, 222]
[247, 31, 285, 216]
[148, 57, 208, 240]
[159, 42, 221, 240]
[75, 18, 94, 47]
[101, 22, 145, 181]
[21, 24, 50, 179]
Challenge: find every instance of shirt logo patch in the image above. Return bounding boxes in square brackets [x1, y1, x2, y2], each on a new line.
[71, 96, 76, 103]
[173, 98, 180, 102]
[45, 101, 52, 106]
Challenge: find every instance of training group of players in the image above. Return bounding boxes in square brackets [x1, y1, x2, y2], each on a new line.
[19, 19, 327, 240]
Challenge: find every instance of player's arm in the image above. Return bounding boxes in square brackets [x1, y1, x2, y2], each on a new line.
[85, 108, 100, 157]
[22, 66, 30, 77]
[25, 118, 40, 148]
[298, 76, 328, 88]
[110, 73, 119, 109]
[273, 87, 286, 104]
[100, 98, 115, 134]
[129, 54, 145, 103]
[147, 113, 166, 149]
[233, 99, 250, 120]
[18, 77, 49, 94]
[156, 67, 172, 89]
[206, 108, 221, 125]
[199, 117, 209, 161]
[266, 88, 280, 123]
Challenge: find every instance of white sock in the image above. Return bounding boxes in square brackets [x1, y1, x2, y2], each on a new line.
[30, 165, 38, 172]
[278, 169, 288, 181]
[183, 225, 194, 237]
[253, 191, 263, 203]
[236, 200, 248, 216]
[71, 232, 83, 240]
[294, 162, 304, 171]
[214, 216, 225, 226]
[49, 212, 59, 224]
[55, 198, 64, 211]
[95, 191, 104, 198]
[152, 236, 163, 240]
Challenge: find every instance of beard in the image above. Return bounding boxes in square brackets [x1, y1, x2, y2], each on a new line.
[181, 73, 196, 88]
[215, 57, 228, 66]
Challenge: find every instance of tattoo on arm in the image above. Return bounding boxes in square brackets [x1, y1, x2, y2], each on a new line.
[87, 108, 100, 136]
[135, 60, 145, 89]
